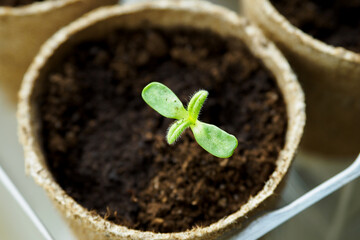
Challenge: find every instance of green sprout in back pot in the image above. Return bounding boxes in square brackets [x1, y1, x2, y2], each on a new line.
[142, 82, 238, 158]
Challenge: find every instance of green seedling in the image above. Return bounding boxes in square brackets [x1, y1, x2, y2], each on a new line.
[142, 82, 238, 158]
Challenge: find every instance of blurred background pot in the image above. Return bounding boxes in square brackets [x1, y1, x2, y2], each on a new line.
[0, 0, 118, 104]
[242, 0, 360, 158]
[18, 0, 305, 239]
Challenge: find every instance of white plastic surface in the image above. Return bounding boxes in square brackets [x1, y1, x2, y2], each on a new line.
[0, 93, 76, 240]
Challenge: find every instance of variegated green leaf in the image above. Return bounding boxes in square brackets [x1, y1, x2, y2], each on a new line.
[191, 121, 238, 158]
[142, 82, 188, 119]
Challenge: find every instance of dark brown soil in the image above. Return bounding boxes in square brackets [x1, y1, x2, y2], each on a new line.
[271, 0, 360, 52]
[39, 27, 287, 233]
[0, 0, 44, 7]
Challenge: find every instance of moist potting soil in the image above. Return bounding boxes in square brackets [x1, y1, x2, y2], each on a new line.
[0, 0, 44, 7]
[39, 27, 287, 233]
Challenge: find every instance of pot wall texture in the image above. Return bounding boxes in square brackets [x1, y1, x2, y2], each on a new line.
[0, 0, 118, 104]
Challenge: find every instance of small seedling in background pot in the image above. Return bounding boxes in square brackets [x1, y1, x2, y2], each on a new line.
[142, 82, 238, 158]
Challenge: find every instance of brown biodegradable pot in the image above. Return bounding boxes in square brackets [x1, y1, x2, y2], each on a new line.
[0, 0, 118, 103]
[242, 0, 360, 158]
[18, 0, 305, 239]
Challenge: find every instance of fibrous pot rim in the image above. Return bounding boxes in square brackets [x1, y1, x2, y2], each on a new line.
[258, 0, 360, 63]
[0, 0, 78, 16]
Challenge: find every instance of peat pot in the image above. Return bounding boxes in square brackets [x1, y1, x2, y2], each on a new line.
[0, 0, 118, 103]
[18, 0, 305, 239]
[243, 0, 360, 157]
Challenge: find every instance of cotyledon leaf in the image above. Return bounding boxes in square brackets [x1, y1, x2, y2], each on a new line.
[142, 82, 188, 119]
[187, 90, 208, 123]
[191, 121, 238, 158]
[167, 119, 192, 144]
